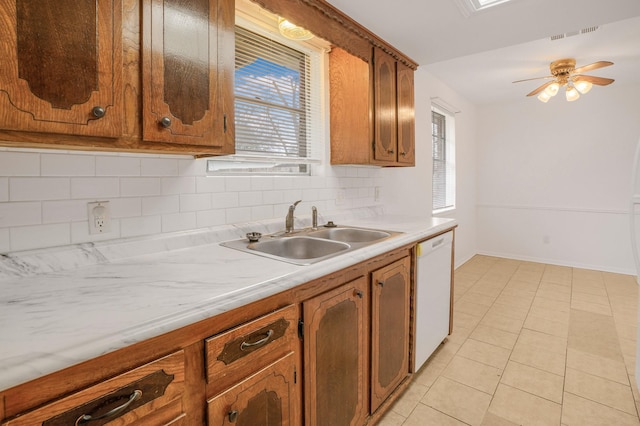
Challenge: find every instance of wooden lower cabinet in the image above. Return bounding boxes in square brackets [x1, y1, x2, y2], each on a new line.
[207, 352, 300, 426]
[2, 351, 187, 426]
[302, 276, 369, 426]
[370, 256, 411, 412]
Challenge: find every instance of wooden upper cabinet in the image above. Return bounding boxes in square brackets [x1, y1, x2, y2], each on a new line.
[0, 0, 123, 137]
[396, 62, 415, 165]
[329, 46, 416, 167]
[329, 47, 371, 165]
[370, 256, 411, 412]
[142, 0, 235, 152]
[373, 47, 397, 163]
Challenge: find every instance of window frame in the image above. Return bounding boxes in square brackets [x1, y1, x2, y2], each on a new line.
[207, 12, 326, 176]
[431, 105, 456, 214]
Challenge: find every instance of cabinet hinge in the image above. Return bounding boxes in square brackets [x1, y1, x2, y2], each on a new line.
[298, 319, 304, 339]
[223, 113, 227, 133]
[294, 366, 297, 384]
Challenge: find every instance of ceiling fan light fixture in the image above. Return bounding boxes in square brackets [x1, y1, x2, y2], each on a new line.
[537, 91, 552, 103]
[574, 80, 593, 94]
[544, 82, 560, 97]
[566, 86, 580, 102]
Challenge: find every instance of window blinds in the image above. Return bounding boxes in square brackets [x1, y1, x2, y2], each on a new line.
[234, 26, 321, 163]
[432, 110, 454, 211]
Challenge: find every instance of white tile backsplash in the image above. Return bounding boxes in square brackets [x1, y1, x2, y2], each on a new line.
[71, 177, 120, 199]
[0, 202, 41, 228]
[42, 200, 88, 223]
[0, 229, 9, 252]
[0, 151, 39, 176]
[96, 156, 140, 176]
[121, 177, 162, 197]
[42, 154, 95, 176]
[0, 178, 8, 202]
[120, 216, 162, 238]
[10, 178, 70, 201]
[162, 212, 197, 232]
[10, 223, 70, 251]
[142, 196, 180, 216]
[0, 148, 384, 253]
[162, 177, 196, 195]
[141, 158, 179, 176]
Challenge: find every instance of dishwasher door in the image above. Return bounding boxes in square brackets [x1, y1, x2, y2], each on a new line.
[415, 231, 453, 370]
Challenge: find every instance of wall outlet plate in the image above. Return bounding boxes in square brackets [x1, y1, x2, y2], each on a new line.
[88, 201, 111, 235]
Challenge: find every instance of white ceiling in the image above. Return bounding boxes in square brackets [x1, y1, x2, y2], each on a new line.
[326, 0, 640, 104]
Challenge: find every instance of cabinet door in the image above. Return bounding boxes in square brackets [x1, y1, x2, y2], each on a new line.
[142, 0, 235, 151]
[0, 0, 122, 137]
[207, 352, 301, 426]
[396, 62, 415, 165]
[303, 276, 368, 426]
[329, 47, 371, 165]
[373, 47, 397, 163]
[371, 256, 411, 412]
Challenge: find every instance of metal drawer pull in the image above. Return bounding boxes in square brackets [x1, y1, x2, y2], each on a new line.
[75, 389, 142, 424]
[240, 329, 274, 351]
[228, 410, 239, 422]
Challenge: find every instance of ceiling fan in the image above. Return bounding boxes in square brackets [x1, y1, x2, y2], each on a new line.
[513, 58, 614, 102]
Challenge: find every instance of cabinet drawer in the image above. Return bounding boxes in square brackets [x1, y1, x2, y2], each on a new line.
[205, 305, 298, 394]
[3, 351, 185, 426]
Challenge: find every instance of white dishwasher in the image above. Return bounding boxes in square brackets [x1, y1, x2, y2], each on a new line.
[414, 231, 453, 370]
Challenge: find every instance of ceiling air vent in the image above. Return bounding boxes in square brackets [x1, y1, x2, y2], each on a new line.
[550, 26, 600, 41]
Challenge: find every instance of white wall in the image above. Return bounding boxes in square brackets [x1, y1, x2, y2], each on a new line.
[384, 69, 478, 267]
[477, 82, 640, 274]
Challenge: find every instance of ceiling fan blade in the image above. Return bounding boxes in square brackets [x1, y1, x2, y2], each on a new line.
[574, 75, 615, 86]
[573, 61, 614, 74]
[512, 75, 553, 83]
[526, 81, 555, 97]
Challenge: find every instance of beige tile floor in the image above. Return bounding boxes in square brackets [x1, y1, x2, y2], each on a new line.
[379, 255, 640, 426]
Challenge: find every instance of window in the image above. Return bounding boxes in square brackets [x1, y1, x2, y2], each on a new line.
[208, 18, 323, 175]
[432, 107, 455, 213]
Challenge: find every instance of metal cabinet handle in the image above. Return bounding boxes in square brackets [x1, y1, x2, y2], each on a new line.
[160, 117, 172, 128]
[91, 106, 105, 118]
[400, 151, 407, 157]
[378, 281, 385, 287]
[228, 410, 239, 422]
[355, 290, 364, 298]
[240, 329, 274, 351]
[75, 389, 142, 424]
[387, 149, 395, 154]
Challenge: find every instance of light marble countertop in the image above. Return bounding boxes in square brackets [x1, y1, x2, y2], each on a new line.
[0, 209, 456, 392]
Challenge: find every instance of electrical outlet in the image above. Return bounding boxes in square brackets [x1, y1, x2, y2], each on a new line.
[374, 186, 381, 201]
[88, 201, 111, 235]
[336, 189, 346, 206]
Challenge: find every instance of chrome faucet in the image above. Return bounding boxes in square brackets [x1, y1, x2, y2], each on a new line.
[285, 200, 302, 233]
[312, 206, 318, 230]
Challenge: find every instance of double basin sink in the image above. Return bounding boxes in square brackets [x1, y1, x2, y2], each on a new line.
[221, 225, 401, 265]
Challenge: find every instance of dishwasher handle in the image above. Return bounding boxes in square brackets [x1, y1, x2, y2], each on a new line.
[417, 231, 453, 257]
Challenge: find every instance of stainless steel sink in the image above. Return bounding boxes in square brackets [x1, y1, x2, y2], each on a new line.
[220, 225, 401, 265]
[249, 236, 349, 260]
[308, 227, 390, 243]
